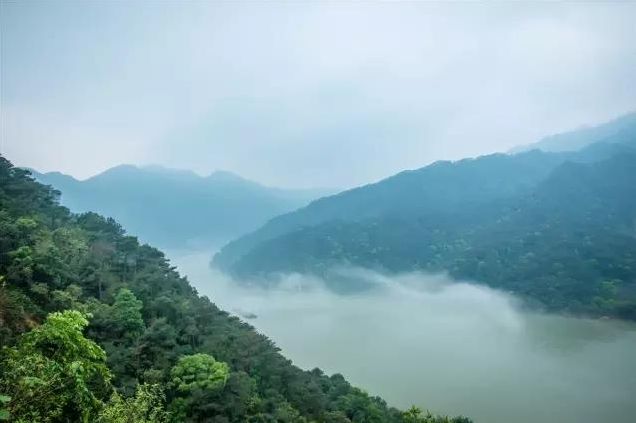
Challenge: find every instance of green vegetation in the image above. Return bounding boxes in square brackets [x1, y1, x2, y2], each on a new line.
[0, 310, 111, 422]
[215, 137, 636, 319]
[0, 156, 470, 422]
[98, 384, 170, 423]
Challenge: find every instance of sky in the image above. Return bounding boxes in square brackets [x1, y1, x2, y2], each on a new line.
[2, 1, 636, 189]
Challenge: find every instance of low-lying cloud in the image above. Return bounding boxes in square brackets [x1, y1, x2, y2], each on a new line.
[170, 251, 636, 423]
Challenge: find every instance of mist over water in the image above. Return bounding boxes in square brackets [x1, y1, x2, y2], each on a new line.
[169, 251, 636, 423]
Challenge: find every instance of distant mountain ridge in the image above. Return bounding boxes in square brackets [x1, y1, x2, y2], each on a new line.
[213, 136, 634, 273]
[214, 114, 636, 319]
[30, 164, 331, 249]
[510, 112, 636, 153]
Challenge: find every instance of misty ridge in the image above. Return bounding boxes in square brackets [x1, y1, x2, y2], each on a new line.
[3, 2, 636, 422]
[30, 164, 332, 249]
[16, 109, 636, 423]
[211, 112, 636, 321]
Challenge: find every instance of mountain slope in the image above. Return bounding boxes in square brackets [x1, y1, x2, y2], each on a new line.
[214, 150, 567, 271]
[30, 165, 330, 249]
[0, 155, 470, 422]
[220, 152, 636, 318]
[511, 111, 636, 153]
[214, 136, 632, 272]
[214, 114, 636, 318]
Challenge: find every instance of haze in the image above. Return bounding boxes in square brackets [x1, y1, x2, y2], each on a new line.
[2, 2, 636, 423]
[171, 251, 636, 423]
[3, 1, 636, 188]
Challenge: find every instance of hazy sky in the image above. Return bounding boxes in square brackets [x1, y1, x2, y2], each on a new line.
[2, 1, 636, 188]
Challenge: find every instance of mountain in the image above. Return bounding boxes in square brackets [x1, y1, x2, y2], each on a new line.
[510, 111, 636, 153]
[0, 155, 470, 422]
[30, 165, 331, 249]
[213, 150, 562, 270]
[214, 118, 636, 319]
[213, 139, 633, 272]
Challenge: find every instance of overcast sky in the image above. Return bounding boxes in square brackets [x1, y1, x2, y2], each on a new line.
[2, 1, 635, 188]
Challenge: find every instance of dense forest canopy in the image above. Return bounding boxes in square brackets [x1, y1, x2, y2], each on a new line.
[214, 115, 636, 319]
[0, 156, 470, 422]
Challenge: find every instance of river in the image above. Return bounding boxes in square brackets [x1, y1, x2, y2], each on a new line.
[169, 250, 636, 423]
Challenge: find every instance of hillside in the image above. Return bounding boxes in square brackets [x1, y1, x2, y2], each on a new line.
[510, 111, 636, 153]
[30, 165, 329, 249]
[214, 121, 636, 319]
[214, 125, 635, 273]
[214, 150, 565, 271]
[0, 156, 470, 422]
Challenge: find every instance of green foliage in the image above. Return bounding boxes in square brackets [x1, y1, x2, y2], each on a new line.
[170, 353, 230, 394]
[97, 383, 169, 423]
[337, 389, 385, 422]
[216, 149, 636, 319]
[0, 395, 10, 421]
[168, 354, 232, 422]
[0, 155, 470, 423]
[112, 288, 145, 337]
[403, 406, 472, 423]
[0, 310, 111, 423]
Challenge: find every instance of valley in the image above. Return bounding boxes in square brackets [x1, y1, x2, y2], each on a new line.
[173, 250, 636, 423]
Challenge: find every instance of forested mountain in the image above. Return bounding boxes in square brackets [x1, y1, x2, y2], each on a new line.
[0, 156, 469, 422]
[511, 111, 636, 153]
[30, 165, 329, 249]
[214, 122, 636, 319]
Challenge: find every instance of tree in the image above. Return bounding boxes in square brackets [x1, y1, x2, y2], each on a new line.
[0, 395, 9, 421]
[112, 288, 145, 337]
[337, 389, 384, 423]
[98, 383, 170, 423]
[0, 310, 111, 423]
[170, 353, 230, 394]
[168, 353, 230, 421]
[403, 406, 472, 423]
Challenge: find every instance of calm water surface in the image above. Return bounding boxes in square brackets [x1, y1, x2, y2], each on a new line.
[171, 251, 636, 423]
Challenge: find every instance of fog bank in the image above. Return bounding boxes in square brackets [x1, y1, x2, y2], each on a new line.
[170, 251, 636, 423]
